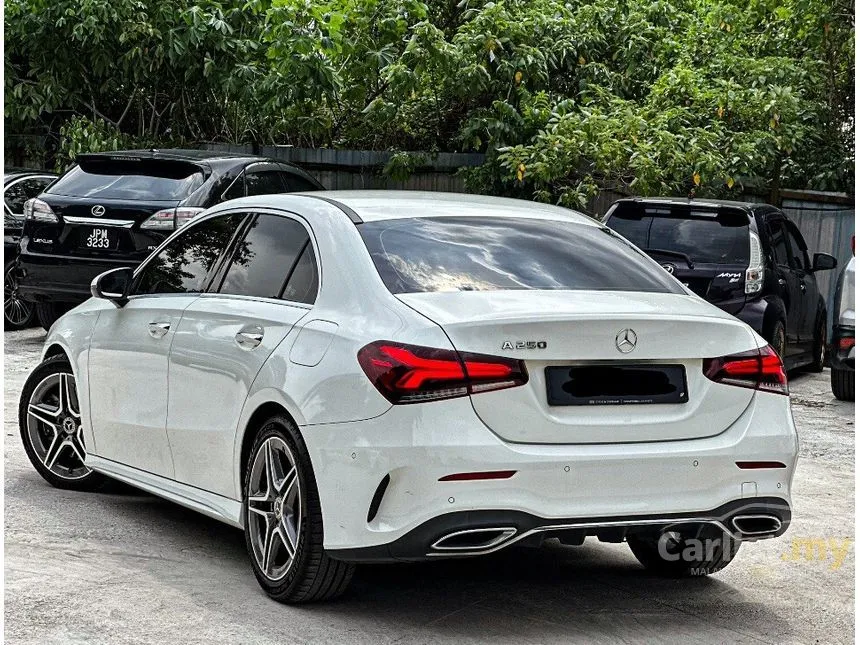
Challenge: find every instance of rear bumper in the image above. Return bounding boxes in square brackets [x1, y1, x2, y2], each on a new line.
[304, 391, 798, 559]
[16, 252, 140, 304]
[831, 324, 855, 371]
[330, 498, 792, 562]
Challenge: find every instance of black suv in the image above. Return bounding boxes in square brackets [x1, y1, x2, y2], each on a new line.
[15, 149, 322, 329]
[604, 198, 837, 371]
[5, 169, 58, 329]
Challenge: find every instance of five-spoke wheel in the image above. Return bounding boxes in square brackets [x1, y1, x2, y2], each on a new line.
[18, 355, 104, 490]
[243, 415, 354, 602]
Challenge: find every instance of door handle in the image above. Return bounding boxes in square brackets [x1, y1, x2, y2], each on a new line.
[800, 283, 807, 292]
[778, 278, 787, 286]
[235, 326, 264, 349]
[148, 321, 171, 338]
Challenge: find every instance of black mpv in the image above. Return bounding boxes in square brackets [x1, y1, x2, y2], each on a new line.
[604, 198, 837, 372]
[15, 149, 322, 329]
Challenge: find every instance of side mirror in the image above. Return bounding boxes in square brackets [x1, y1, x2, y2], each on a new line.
[91, 267, 133, 306]
[813, 253, 838, 272]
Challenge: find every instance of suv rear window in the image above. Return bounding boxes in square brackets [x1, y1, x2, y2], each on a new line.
[606, 205, 750, 265]
[358, 216, 685, 294]
[47, 162, 204, 201]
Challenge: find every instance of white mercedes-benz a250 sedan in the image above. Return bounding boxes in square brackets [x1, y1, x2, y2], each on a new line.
[20, 191, 797, 603]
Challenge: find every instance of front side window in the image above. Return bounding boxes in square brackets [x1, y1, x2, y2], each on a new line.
[785, 225, 809, 271]
[133, 213, 245, 295]
[218, 214, 314, 300]
[358, 216, 685, 294]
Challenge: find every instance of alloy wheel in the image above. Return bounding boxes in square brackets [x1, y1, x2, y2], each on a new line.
[5, 265, 33, 328]
[25, 372, 91, 480]
[247, 436, 302, 582]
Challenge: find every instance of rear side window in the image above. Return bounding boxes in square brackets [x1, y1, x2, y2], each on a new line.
[280, 172, 319, 192]
[245, 170, 285, 197]
[133, 213, 244, 295]
[767, 220, 792, 266]
[358, 216, 684, 294]
[47, 163, 204, 201]
[5, 176, 54, 214]
[218, 214, 315, 301]
[607, 207, 750, 265]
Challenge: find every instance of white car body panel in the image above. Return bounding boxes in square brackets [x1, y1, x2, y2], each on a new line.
[36, 191, 798, 560]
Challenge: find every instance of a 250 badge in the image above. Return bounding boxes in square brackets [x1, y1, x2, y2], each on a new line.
[501, 340, 547, 350]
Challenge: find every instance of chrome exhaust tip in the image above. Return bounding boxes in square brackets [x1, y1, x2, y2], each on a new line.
[431, 527, 517, 551]
[731, 514, 782, 537]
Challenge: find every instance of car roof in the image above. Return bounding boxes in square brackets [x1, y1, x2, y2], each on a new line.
[4, 169, 57, 184]
[294, 190, 600, 225]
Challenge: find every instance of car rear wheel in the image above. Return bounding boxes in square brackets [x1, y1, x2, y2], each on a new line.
[627, 525, 741, 577]
[35, 302, 72, 331]
[805, 316, 826, 373]
[18, 355, 105, 491]
[4, 261, 35, 330]
[243, 414, 354, 603]
[831, 367, 854, 401]
[766, 319, 787, 359]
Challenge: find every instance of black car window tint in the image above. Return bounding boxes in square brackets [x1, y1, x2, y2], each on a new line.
[245, 170, 286, 197]
[768, 220, 791, 267]
[5, 177, 53, 215]
[785, 225, 809, 271]
[222, 171, 246, 201]
[280, 172, 320, 192]
[281, 242, 319, 304]
[133, 213, 245, 295]
[219, 214, 310, 299]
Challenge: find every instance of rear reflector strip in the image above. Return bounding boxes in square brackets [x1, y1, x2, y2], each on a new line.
[438, 470, 517, 482]
[736, 461, 787, 469]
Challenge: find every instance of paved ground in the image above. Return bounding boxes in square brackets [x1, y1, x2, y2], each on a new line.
[4, 327, 855, 644]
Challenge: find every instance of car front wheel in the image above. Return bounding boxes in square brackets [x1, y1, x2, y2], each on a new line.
[831, 367, 854, 401]
[243, 414, 354, 603]
[18, 355, 105, 490]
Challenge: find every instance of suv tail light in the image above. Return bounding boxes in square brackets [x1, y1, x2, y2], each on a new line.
[23, 198, 58, 223]
[703, 345, 788, 395]
[141, 207, 205, 231]
[357, 341, 528, 404]
[745, 231, 764, 295]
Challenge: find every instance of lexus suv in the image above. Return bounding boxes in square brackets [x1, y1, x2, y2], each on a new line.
[14, 149, 322, 330]
[4, 169, 58, 329]
[605, 198, 837, 371]
[20, 192, 797, 603]
[831, 239, 854, 401]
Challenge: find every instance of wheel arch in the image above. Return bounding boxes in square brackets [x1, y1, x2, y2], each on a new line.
[761, 296, 787, 338]
[234, 391, 307, 501]
[43, 343, 69, 361]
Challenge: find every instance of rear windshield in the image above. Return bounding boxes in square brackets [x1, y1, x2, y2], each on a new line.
[358, 216, 685, 294]
[46, 163, 204, 201]
[606, 206, 750, 265]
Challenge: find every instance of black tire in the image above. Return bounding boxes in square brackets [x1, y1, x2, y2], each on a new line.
[18, 355, 106, 491]
[627, 526, 741, 577]
[4, 260, 36, 330]
[765, 319, 787, 359]
[831, 367, 855, 401]
[35, 302, 71, 332]
[243, 414, 354, 603]
[804, 314, 826, 373]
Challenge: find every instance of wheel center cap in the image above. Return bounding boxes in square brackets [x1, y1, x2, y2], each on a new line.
[62, 417, 76, 435]
[274, 497, 283, 519]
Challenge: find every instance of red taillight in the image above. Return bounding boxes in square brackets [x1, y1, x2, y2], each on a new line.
[702, 345, 788, 396]
[838, 336, 855, 351]
[357, 341, 528, 404]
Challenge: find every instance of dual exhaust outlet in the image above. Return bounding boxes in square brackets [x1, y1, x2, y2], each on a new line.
[429, 514, 783, 554]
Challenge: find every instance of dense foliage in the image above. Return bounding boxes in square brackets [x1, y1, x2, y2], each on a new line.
[5, 0, 854, 204]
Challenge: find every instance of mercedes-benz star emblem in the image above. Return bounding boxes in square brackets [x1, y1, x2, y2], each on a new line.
[91, 204, 106, 216]
[661, 263, 675, 274]
[615, 328, 637, 353]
